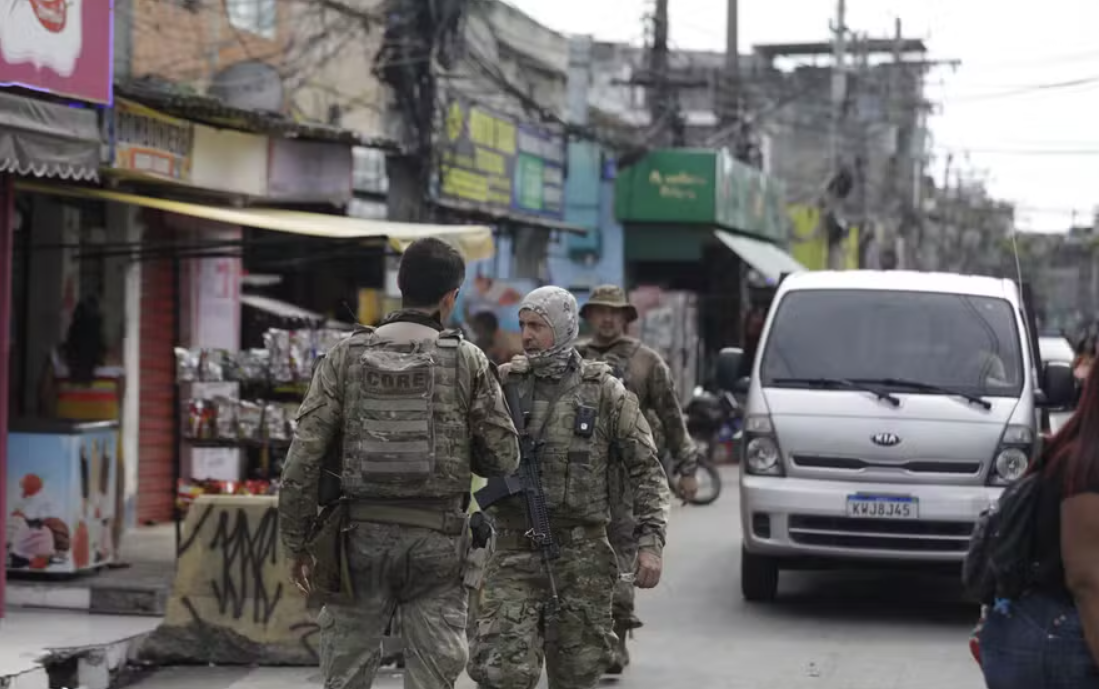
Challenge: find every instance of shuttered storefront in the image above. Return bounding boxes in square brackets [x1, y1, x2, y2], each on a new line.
[137, 219, 177, 523]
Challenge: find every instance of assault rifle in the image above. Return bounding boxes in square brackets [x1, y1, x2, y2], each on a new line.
[474, 382, 561, 635]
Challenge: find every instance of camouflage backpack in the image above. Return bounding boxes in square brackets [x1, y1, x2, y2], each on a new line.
[340, 329, 461, 498]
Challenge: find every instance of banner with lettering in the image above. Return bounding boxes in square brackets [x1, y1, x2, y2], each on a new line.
[109, 99, 195, 183]
[437, 97, 566, 220]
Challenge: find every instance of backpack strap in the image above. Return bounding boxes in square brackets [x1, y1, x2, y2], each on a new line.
[580, 360, 613, 381]
[437, 328, 464, 348]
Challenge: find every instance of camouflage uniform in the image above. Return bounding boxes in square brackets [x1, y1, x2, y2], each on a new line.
[577, 284, 697, 672]
[468, 287, 671, 689]
[280, 310, 519, 689]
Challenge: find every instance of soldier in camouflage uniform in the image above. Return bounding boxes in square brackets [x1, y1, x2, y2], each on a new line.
[279, 237, 520, 689]
[577, 284, 698, 674]
[467, 286, 671, 689]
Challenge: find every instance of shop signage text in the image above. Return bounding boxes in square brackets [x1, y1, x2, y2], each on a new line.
[0, 0, 114, 103]
[615, 148, 788, 244]
[648, 169, 709, 201]
[438, 98, 565, 220]
[111, 100, 195, 182]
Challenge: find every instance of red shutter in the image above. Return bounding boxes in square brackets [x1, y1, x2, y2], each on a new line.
[137, 219, 177, 524]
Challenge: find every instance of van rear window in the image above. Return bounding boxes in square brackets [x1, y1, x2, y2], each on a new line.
[759, 289, 1025, 397]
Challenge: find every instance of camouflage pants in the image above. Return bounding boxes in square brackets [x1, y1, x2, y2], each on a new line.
[468, 534, 619, 689]
[607, 463, 639, 627]
[318, 522, 468, 689]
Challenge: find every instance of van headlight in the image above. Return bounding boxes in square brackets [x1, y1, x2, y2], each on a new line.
[989, 424, 1034, 486]
[743, 415, 784, 476]
[993, 449, 1029, 482]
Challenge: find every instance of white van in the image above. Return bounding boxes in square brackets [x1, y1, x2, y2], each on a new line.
[714, 271, 1076, 602]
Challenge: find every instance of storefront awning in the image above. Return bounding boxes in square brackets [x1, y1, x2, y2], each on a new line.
[0, 92, 100, 181]
[714, 230, 806, 283]
[15, 183, 496, 261]
[240, 294, 354, 330]
[240, 294, 325, 323]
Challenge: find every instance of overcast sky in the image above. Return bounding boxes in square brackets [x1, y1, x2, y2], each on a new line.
[507, 0, 1099, 233]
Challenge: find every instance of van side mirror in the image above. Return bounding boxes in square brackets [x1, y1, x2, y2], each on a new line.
[1041, 361, 1076, 410]
[715, 347, 744, 391]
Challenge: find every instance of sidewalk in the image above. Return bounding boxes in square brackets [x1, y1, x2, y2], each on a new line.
[7, 524, 176, 616]
[0, 609, 159, 689]
[111, 666, 483, 689]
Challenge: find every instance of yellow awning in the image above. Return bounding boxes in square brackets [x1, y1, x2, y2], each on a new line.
[15, 182, 496, 261]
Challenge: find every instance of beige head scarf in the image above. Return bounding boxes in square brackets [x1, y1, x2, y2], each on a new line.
[519, 286, 580, 378]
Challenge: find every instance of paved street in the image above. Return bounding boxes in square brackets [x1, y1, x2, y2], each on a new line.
[131, 466, 985, 689]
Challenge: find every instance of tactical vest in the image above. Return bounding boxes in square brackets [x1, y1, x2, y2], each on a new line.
[340, 329, 467, 501]
[514, 359, 614, 524]
[580, 340, 642, 393]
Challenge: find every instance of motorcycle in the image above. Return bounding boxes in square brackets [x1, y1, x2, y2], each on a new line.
[665, 386, 737, 506]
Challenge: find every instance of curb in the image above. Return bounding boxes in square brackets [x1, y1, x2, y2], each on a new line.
[2, 664, 50, 689]
[6, 583, 167, 617]
[45, 629, 156, 689]
[0, 627, 155, 689]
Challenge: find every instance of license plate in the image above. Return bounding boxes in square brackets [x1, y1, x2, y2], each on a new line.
[846, 494, 919, 519]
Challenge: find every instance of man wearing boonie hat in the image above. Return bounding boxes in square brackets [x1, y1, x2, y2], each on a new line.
[577, 284, 699, 675]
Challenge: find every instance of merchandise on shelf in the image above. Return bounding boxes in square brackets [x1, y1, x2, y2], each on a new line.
[182, 397, 299, 443]
[175, 327, 352, 384]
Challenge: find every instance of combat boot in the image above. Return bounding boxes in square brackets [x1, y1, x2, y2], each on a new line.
[605, 618, 631, 674]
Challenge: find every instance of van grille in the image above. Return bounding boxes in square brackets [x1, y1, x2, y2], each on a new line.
[787, 515, 974, 553]
[791, 454, 981, 475]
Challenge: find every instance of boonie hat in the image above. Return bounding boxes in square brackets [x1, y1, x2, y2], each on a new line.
[580, 285, 638, 324]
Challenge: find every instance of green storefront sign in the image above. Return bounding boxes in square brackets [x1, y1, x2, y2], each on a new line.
[615, 148, 787, 244]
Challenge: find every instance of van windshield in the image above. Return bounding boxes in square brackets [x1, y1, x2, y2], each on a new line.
[759, 289, 1025, 398]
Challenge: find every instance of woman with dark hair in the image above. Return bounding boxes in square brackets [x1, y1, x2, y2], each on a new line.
[37, 296, 121, 419]
[979, 360, 1099, 686]
[62, 297, 108, 384]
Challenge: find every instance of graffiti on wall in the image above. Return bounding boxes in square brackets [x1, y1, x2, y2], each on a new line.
[143, 496, 320, 665]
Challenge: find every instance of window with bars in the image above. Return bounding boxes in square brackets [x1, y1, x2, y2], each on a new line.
[226, 0, 277, 39]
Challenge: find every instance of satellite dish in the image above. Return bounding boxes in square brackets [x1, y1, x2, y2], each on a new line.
[209, 61, 284, 113]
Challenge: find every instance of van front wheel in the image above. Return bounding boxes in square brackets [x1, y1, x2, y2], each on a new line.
[740, 546, 779, 602]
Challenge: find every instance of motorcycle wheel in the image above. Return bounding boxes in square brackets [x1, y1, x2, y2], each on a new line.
[681, 459, 722, 506]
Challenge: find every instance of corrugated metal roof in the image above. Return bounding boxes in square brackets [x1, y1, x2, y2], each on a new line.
[115, 80, 398, 150]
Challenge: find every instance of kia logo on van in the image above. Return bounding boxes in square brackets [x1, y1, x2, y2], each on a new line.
[871, 432, 901, 447]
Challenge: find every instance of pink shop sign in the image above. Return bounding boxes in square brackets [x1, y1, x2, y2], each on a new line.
[0, 0, 114, 104]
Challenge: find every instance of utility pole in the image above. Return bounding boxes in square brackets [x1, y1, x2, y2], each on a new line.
[719, 0, 739, 128]
[825, 0, 848, 271]
[890, 17, 916, 270]
[828, 0, 847, 174]
[617, 0, 705, 149]
[853, 33, 872, 268]
[649, 0, 681, 146]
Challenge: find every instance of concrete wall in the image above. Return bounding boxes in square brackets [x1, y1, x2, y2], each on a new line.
[452, 0, 569, 121]
[142, 495, 319, 665]
[288, 0, 388, 137]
